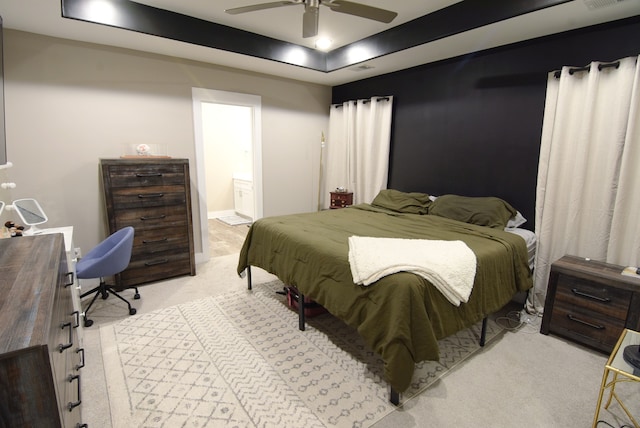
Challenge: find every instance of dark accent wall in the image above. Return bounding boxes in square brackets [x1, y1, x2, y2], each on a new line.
[332, 16, 640, 231]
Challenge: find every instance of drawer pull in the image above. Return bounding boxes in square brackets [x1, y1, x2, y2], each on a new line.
[143, 238, 169, 244]
[571, 288, 611, 303]
[65, 272, 75, 287]
[567, 314, 605, 330]
[140, 214, 167, 221]
[136, 172, 163, 177]
[67, 374, 82, 411]
[72, 310, 80, 329]
[75, 348, 85, 370]
[59, 322, 73, 352]
[138, 193, 164, 198]
[145, 258, 169, 266]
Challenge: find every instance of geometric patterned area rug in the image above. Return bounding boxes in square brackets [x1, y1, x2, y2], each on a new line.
[100, 280, 502, 428]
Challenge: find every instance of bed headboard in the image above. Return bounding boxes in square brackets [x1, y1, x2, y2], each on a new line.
[332, 17, 640, 233]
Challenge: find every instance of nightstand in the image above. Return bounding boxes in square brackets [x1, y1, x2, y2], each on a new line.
[330, 191, 353, 209]
[540, 255, 640, 353]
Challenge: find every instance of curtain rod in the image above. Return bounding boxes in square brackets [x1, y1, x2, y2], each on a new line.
[553, 60, 622, 79]
[332, 96, 391, 108]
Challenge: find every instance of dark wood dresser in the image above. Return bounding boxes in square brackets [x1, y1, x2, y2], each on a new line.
[540, 255, 640, 353]
[100, 158, 196, 287]
[0, 235, 85, 427]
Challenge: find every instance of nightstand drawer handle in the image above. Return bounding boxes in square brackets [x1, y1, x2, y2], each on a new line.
[136, 173, 163, 177]
[138, 193, 164, 198]
[567, 314, 604, 330]
[571, 288, 611, 303]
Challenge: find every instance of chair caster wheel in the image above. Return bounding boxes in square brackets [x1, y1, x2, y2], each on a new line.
[101, 291, 108, 300]
[134, 293, 140, 300]
[129, 308, 137, 315]
[84, 319, 94, 327]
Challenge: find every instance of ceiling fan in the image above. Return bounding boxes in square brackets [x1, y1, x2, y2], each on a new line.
[225, 0, 398, 38]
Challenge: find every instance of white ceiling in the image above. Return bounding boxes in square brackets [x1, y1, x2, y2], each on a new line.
[0, 0, 639, 86]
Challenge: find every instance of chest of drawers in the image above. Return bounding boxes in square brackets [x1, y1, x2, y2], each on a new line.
[100, 158, 196, 287]
[540, 255, 640, 353]
[330, 191, 353, 209]
[0, 235, 85, 427]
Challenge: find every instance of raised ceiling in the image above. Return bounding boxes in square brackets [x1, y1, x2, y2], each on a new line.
[0, 0, 638, 85]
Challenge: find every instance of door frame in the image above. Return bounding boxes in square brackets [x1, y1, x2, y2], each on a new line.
[192, 88, 263, 263]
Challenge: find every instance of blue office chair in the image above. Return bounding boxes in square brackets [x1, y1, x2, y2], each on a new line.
[77, 226, 139, 327]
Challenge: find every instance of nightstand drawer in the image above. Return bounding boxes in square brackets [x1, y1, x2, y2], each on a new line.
[548, 301, 626, 351]
[554, 274, 631, 321]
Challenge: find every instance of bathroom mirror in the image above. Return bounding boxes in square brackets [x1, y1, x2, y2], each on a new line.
[12, 198, 47, 235]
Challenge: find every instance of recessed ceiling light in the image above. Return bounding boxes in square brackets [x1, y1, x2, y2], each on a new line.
[315, 38, 333, 51]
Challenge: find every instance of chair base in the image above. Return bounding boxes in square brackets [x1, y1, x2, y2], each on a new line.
[80, 281, 139, 327]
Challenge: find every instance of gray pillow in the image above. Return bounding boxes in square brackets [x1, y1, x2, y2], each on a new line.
[371, 189, 431, 214]
[428, 195, 518, 229]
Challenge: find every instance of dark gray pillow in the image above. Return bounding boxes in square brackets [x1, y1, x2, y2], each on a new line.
[371, 189, 431, 214]
[428, 195, 518, 229]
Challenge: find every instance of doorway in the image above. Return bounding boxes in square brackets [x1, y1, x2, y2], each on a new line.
[192, 88, 263, 262]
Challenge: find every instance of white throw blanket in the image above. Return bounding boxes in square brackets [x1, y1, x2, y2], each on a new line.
[348, 236, 477, 306]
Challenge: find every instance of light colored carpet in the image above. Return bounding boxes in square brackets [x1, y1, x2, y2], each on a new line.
[99, 280, 501, 428]
[80, 252, 639, 428]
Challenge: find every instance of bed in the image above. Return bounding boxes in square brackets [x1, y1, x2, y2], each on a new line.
[237, 190, 533, 403]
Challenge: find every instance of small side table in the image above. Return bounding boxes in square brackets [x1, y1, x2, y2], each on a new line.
[592, 328, 640, 427]
[330, 191, 353, 209]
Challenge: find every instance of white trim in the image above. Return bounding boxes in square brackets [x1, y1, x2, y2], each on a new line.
[191, 88, 263, 264]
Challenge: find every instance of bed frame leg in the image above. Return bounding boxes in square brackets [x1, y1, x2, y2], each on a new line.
[298, 291, 306, 331]
[480, 317, 488, 347]
[247, 266, 252, 290]
[390, 387, 400, 406]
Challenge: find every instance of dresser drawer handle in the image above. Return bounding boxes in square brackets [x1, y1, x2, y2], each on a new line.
[571, 288, 611, 303]
[145, 259, 169, 266]
[138, 193, 164, 198]
[59, 322, 73, 352]
[136, 173, 163, 177]
[143, 238, 168, 244]
[65, 272, 75, 287]
[75, 348, 85, 370]
[567, 314, 605, 330]
[140, 214, 167, 221]
[67, 374, 82, 411]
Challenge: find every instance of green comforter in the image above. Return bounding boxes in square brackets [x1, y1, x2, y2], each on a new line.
[237, 204, 532, 393]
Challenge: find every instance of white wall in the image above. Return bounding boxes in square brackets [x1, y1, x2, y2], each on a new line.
[0, 30, 331, 258]
[203, 103, 252, 215]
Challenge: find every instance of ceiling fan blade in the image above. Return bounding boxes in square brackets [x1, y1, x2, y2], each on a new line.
[225, 1, 299, 15]
[302, 5, 319, 38]
[324, 0, 397, 23]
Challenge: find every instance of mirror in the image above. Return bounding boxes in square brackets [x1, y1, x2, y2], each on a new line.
[12, 198, 47, 235]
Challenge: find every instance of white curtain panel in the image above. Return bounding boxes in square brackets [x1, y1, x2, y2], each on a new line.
[529, 56, 640, 313]
[324, 97, 393, 208]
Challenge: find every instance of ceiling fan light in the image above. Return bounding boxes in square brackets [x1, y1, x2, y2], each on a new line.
[315, 38, 333, 50]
